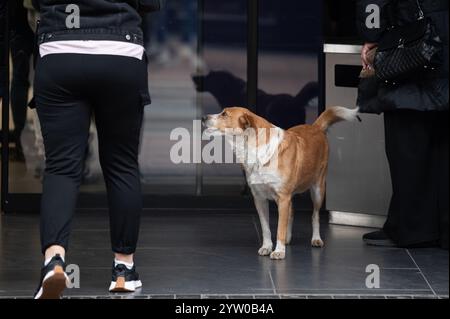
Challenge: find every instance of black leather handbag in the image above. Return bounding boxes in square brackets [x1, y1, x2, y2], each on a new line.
[374, 0, 443, 85]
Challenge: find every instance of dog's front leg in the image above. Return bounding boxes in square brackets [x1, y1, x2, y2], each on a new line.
[254, 196, 273, 256]
[271, 195, 291, 260]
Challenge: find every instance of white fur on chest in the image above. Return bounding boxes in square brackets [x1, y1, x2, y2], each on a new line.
[247, 169, 284, 200]
[227, 127, 285, 200]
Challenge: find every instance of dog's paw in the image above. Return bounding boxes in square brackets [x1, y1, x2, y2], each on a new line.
[311, 239, 325, 248]
[258, 246, 273, 256]
[270, 251, 286, 260]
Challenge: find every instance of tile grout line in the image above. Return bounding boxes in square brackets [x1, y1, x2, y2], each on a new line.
[406, 249, 437, 297]
[274, 288, 431, 291]
[268, 271, 278, 296]
[382, 267, 423, 270]
[252, 215, 263, 245]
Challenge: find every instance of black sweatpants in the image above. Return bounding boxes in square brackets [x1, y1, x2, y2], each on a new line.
[383, 110, 449, 249]
[35, 54, 150, 255]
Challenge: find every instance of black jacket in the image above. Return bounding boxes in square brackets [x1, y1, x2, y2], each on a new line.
[356, 0, 449, 113]
[33, 0, 160, 46]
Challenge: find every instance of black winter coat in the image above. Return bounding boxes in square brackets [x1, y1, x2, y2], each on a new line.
[356, 0, 449, 113]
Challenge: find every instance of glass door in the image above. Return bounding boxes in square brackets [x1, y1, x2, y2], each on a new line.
[1, 0, 251, 211]
[1, 0, 322, 212]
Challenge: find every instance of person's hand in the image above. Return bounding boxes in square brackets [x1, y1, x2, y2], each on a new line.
[361, 42, 378, 69]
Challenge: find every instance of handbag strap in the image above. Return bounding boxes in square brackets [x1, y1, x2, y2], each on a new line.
[387, 0, 425, 28]
[415, 0, 425, 19]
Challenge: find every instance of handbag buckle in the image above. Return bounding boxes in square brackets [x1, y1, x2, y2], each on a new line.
[398, 38, 405, 49]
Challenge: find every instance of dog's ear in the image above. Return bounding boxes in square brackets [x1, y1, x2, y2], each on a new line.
[239, 113, 255, 130]
[239, 114, 249, 130]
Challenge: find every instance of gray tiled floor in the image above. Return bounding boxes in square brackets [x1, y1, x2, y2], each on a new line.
[0, 210, 448, 299]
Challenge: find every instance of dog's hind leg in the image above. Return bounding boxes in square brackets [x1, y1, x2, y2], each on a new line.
[286, 205, 294, 245]
[310, 178, 325, 248]
[271, 195, 292, 260]
[254, 196, 273, 256]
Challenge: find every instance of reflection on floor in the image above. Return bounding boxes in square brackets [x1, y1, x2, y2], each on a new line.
[0, 210, 448, 299]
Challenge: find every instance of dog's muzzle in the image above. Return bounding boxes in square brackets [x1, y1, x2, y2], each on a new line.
[202, 115, 215, 129]
[202, 115, 222, 136]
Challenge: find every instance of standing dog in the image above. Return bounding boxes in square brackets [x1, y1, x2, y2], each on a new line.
[203, 106, 360, 260]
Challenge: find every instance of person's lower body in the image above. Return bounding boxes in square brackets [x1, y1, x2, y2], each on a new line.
[178, 0, 205, 70]
[34, 53, 150, 298]
[364, 110, 449, 250]
[150, 1, 172, 65]
[180, 0, 197, 45]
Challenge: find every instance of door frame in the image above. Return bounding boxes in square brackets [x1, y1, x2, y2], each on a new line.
[1, 0, 10, 213]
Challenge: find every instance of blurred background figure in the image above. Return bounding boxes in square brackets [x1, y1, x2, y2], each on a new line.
[145, 0, 202, 69]
[24, 0, 40, 33]
[22, 0, 45, 179]
[8, 0, 34, 162]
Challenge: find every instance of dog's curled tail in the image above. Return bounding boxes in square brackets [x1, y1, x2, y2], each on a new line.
[313, 107, 361, 132]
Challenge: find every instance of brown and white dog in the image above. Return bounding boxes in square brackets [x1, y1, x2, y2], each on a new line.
[202, 106, 360, 260]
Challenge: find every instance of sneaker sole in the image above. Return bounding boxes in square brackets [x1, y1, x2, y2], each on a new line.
[35, 266, 68, 299]
[109, 277, 142, 293]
